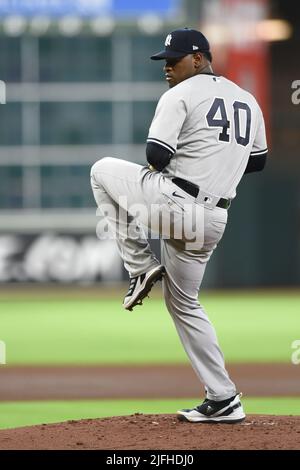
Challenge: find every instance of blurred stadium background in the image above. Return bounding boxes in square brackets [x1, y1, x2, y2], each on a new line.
[0, 0, 299, 287]
[0, 0, 299, 431]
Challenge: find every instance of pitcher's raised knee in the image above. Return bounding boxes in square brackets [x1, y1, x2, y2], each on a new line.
[91, 157, 117, 179]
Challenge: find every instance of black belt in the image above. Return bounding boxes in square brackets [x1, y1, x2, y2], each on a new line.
[172, 178, 231, 210]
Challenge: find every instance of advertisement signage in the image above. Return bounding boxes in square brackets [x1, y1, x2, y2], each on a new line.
[0, 0, 179, 17]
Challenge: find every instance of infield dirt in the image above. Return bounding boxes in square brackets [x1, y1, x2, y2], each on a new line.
[0, 363, 298, 400]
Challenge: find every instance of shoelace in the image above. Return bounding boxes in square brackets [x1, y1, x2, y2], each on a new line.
[196, 395, 237, 413]
[195, 398, 209, 411]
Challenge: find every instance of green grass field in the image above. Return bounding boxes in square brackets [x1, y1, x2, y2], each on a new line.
[0, 290, 299, 430]
[0, 397, 299, 430]
[0, 291, 299, 364]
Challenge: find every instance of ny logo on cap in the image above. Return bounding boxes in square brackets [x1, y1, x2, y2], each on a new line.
[165, 34, 172, 46]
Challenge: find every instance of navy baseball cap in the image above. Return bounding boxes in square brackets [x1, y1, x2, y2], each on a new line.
[150, 28, 210, 60]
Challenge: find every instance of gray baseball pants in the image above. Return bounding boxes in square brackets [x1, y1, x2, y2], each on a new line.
[90, 157, 236, 401]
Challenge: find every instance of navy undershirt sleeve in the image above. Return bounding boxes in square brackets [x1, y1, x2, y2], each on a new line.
[244, 153, 267, 174]
[146, 142, 173, 171]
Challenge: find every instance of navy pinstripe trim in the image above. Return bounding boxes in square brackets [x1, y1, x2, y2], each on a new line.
[147, 138, 175, 154]
[250, 148, 268, 156]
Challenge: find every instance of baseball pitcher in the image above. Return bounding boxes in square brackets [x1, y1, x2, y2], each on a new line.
[90, 28, 267, 423]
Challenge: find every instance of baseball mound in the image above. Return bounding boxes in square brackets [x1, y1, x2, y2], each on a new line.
[0, 414, 299, 450]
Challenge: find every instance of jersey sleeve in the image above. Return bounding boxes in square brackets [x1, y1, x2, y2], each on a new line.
[147, 90, 188, 155]
[250, 107, 268, 157]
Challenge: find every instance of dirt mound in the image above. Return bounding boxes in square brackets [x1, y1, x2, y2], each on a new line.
[0, 414, 299, 450]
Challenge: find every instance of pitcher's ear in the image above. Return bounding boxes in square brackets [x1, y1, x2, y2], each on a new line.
[193, 52, 204, 68]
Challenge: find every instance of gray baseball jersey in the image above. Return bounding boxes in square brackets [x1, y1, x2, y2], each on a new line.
[147, 74, 267, 199]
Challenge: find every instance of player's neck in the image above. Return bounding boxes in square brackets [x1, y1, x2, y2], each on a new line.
[198, 63, 214, 75]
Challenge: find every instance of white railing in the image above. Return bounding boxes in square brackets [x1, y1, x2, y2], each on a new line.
[0, 209, 97, 232]
[0, 144, 146, 165]
[7, 82, 166, 102]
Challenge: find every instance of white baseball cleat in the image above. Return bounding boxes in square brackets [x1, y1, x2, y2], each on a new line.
[177, 393, 246, 423]
[123, 265, 165, 311]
